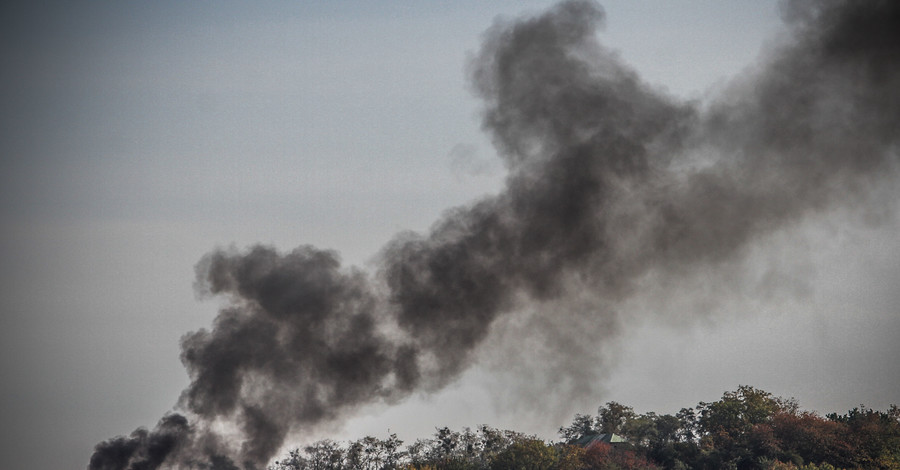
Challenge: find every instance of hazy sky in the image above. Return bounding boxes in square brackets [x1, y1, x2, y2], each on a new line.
[2, 1, 898, 469]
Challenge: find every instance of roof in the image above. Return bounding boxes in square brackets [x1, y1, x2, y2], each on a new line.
[573, 433, 628, 447]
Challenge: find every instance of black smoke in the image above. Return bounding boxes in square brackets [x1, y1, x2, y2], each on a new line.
[89, 414, 192, 470]
[89, 0, 900, 468]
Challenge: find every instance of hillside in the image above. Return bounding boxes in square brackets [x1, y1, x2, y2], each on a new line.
[268, 386, 900, 470]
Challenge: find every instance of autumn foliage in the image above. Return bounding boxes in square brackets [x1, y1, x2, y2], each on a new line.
[271, 386, 900, 470]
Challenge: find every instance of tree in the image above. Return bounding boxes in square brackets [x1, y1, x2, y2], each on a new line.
[477, 425, 517, 468]
[599, 402, 636, 435]
[381, 433, 405, 469]
[267, 389, 899, 470]
[435, 427, 459, 462]
[582, 442, 659, 470]
[639, 413, 697, 469]
[651, 414, 683, 446]
[622, 412, 658, 448]
[489, 439, 558, 470]
[675, 407, 698, 443]
[344, 439, 365, 470]
[696, 386, 790, 469]
[270, 448, 307, 470]
[404, 439, 432, 468]
[302, 440, 345, 470]
[829, 406, 900, 469]
[555, 445, 586, 470]
[771, 411, 854, 467]
[559, 413, 600, 443]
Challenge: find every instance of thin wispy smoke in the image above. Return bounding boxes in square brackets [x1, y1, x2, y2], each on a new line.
[89, 1, 900, 468]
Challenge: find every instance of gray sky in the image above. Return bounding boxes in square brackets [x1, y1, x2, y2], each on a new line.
[2, 1, 898, 469]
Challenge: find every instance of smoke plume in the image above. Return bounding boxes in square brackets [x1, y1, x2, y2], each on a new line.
[89, 1, 900, 468]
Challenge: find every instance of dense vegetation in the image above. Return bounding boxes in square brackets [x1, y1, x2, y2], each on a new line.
[269, 386, 900, 470]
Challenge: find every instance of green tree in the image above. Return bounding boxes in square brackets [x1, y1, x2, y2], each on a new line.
[555, 444, 586, 470]
[490, 439, 558, 470]
[267, 389, 899, 470]
[622, 412, 658, 448]
[559, 413, 600, 443]
[599, 402, 636, 435]
[675, 407, 698, 443]
[696, 386, 790, 469]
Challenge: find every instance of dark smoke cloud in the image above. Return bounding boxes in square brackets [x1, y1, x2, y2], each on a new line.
[89, 1, 900, 468]
[89, 414, 192, 470]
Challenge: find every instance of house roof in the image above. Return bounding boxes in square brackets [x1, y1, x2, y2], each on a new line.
[573, 433, 628, 447]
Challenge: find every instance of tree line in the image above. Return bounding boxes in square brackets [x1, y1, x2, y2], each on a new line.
[269, 386, 900, 470]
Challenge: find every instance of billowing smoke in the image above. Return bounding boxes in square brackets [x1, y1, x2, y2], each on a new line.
[89, 1, 900, 468]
